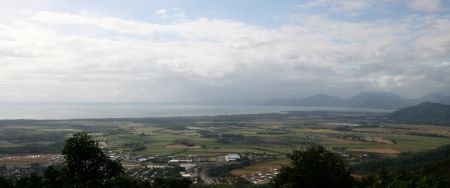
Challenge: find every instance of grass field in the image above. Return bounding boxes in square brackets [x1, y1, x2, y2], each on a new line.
[91, 121, 450, 157]
[231, 159, 291, 176]
[1, 111, 450, 165]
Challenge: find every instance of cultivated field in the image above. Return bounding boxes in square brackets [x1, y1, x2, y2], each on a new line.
[1, 111, 450, 168]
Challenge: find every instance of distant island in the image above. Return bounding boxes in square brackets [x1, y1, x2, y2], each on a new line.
[264, 92, 450, 109]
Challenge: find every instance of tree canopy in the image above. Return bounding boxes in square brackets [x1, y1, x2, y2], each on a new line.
[271, 145, 353, 188]
[62, 132, 124, 187]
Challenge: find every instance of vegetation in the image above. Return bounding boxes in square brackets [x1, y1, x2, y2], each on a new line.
[354, 144, 450, 174]
[355, 169, 450, 188]
[271, 145, 450, 188]
[208, 158, 252, 177]
[0, 130, 65, 154]
[0, 132, 192, 188]
[1, 133, 450, 187]
[2, 111, 450, 187]
[62, 132, 124, 187]
[271, 145, 353, 188]
[2, 111, 450, 158]
[0, 143, 63, 154]
[390, 102, 450, 124]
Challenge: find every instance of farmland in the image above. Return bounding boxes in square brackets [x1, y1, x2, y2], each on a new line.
[1, 111, 450, 179]
[2, 111, 450, 157]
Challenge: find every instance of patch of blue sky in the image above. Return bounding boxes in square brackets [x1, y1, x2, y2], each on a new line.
[33, 0, 450, 28]
[46, 0, 301, 27]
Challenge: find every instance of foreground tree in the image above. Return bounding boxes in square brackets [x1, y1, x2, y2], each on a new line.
[0, 176, 14, 188]
[355, 169, 450, 188]
[62, 132, 124, 187]
[271, 145, 353, 188]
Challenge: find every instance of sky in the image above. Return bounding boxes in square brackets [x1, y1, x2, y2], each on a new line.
[0, 0, 449, 103]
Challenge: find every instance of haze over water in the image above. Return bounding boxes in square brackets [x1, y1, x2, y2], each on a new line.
[0, 104, 391, 120]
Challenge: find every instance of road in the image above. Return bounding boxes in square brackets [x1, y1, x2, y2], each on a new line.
[199, 166, 213, 184]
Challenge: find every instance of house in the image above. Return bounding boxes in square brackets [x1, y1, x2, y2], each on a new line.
[98, 141, 108, 149]
[147, 164, 170, 169]
[168, 159, 193, 163]
[180, 172, 192, 178]
[137, 157, 147, 162]
[168, 159, 180, 163]
[225, 154, 240, 161]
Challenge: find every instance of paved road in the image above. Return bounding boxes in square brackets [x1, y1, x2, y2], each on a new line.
[199, 167, 213, 184]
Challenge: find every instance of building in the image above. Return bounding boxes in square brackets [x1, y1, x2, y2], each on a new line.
[180, 172, 192, 178]
[147, 164, 170, 169]
[225, 154, 240, 161]
[168, 159, 192, 163]
[98, 141, 108, 149]
[180, 163, 197, 171]
[137, 157, 147, 162]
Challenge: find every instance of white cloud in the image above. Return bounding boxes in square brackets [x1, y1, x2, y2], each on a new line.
[152, 8, 186, 20]
[406, 0, 442, 13]
[297, 0, 372, 13]
[0, 11, 449, 102]
[155, 9, 168, 18]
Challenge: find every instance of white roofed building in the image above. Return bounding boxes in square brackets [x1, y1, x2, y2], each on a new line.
[225, 154, 240, 161]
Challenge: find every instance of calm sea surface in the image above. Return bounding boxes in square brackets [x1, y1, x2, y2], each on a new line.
[0, 104, 393, 120]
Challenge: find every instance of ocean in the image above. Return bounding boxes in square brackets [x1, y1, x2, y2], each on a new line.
[0, 104, 393, 120]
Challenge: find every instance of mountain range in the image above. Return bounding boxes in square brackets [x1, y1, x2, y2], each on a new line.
[264, 92, 450, 109]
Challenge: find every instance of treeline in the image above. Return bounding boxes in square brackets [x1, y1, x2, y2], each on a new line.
[207, 158, 251, 177]
[0, 130, 65, 143]
[0, 142, 63, 154]
[198, 130, 245, 144]
[354, 169, 450, 188]
[271, 145, 450, 188]
[353, 144, 450, 175]
[0, 130, 65, 154]
[350, 144, 450, 187]
[0, 173, 191, 188]
[123, 142, 147, 152]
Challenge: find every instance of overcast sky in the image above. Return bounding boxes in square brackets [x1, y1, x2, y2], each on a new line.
[0, 0, 449, 103]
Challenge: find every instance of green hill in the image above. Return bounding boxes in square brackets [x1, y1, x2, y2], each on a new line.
[390, 102, 450, 124]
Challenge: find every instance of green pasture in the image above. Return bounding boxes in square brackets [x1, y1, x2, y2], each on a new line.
[2, 114, 450, 158]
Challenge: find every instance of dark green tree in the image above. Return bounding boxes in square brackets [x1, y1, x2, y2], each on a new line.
[107, 176, 152, 188]
[41, 166, 63, 188]
[62, 132, 124, 187]
[0, 176, 14, 188]
[16, 173, 43, 188]
[271, 145, 353, 188]
[152, 177, 192, 188]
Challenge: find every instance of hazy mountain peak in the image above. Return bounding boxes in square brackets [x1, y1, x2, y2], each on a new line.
[305, 93, 342, 99]
[264, 92, 450, 109]
[350, 91, 403, 98]
[347, 92, 405, 109]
